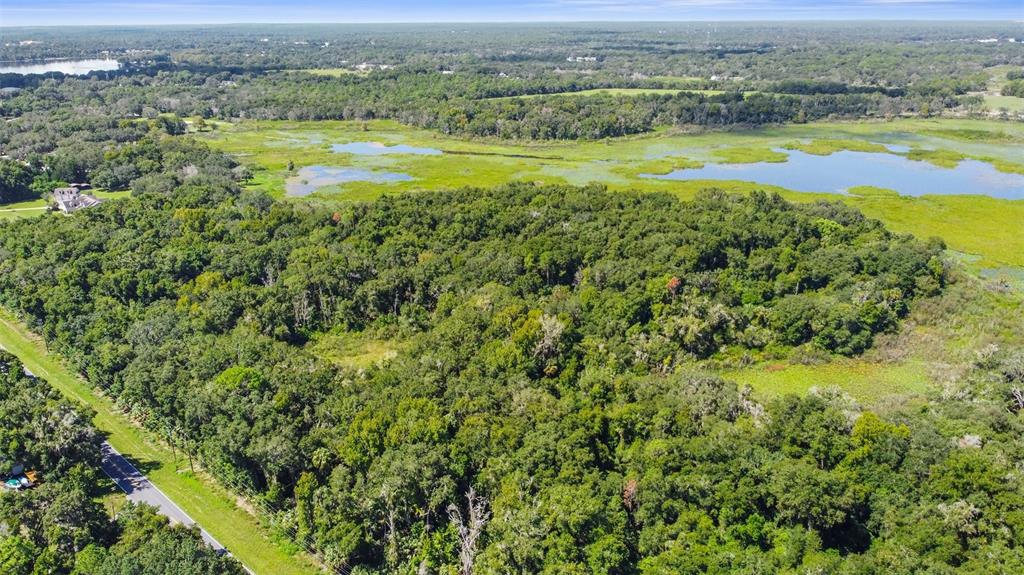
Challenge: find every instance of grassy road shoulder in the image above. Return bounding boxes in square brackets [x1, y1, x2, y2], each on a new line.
[0, 308, 321, 575]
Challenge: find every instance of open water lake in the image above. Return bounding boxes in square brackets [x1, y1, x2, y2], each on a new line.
[646, 149, 1024, 199]
[0, 59, 121, 75]
[286, 165, 413, 196]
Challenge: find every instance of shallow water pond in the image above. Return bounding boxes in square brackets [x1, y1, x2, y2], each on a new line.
[286, 165, 412, 196]
[882, 144, 912, 153]
[646, 149, 1024, 199]
[0, 59, 120, 75]
[331, 142, 442, 155]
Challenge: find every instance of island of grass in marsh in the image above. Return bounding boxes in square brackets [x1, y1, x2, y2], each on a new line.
[904, 148, 966, 168]
[619, 156, 703, 176]
[619, 146, 785, 177]
[202, 118, 1024, 268]
[710, 146, 788, 164]
[783, 139, 888, 155]
[902, 147, 1024, 175]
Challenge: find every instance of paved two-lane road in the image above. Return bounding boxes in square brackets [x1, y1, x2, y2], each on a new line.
[16, 356, 229, 554]
[2, 319, 276, 574]
[99, 442, 226, 552]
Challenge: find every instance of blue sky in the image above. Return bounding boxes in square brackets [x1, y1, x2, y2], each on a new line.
[1, 0, 1021, 26]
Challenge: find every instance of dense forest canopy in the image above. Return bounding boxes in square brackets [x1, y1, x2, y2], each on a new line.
[0, 21, 1023, 575]
[0, 69, 939, 150]
[2, 22, 1020, 84]
[6, 169, 1011, 573]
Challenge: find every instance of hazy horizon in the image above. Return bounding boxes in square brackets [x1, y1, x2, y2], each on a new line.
[2, 1, 1022, 27]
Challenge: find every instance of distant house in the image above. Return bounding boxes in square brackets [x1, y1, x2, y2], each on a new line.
[53, 185, 102, 214]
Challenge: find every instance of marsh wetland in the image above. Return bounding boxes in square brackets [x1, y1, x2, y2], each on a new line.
[202, 118, 1024, 270]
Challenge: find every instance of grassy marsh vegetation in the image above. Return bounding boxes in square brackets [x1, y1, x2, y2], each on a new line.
[202, 118, 1024, 268]
[782, 139, 888, 155]
[724, 271, 1024, 401]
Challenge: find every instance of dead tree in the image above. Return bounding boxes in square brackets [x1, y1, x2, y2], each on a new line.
[447, 487, 490, 575]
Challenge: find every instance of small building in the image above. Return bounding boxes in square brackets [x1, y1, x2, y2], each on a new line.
[53, 185, 102, 214]
[1, 459, 38, 491]
[2, 473, 38, 491]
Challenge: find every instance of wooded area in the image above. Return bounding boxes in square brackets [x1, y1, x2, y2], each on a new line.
[4, 167, 1019, 573]
[1, 21, 1023, 575]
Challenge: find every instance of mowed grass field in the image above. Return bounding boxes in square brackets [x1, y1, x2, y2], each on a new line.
[978, 64, 1024, 113]
[984, 95, 1024, 113]
[0, 309, 324, 575]
[200, 117, 1024, 269]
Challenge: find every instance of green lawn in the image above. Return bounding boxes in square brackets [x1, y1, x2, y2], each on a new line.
[0, 207, 48, 221]
[0, 191, 132, 221]
[0, 309, 323, 575]
[0, 197, 50, 220]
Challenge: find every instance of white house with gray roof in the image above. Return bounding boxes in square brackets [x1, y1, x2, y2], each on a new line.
[52, 185, 102, 214]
